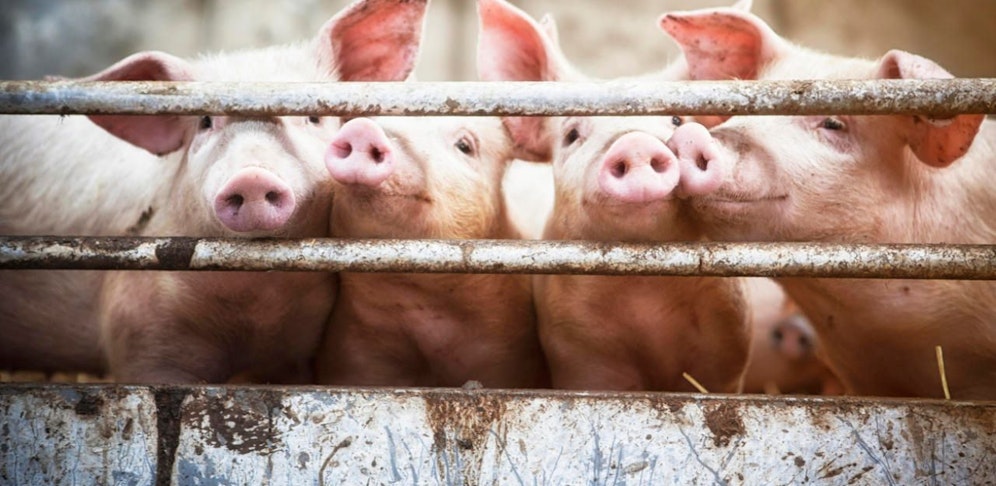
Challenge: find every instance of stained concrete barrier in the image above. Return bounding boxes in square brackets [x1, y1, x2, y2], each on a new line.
[2, 385, 994, 485]
[0, 385, 996, 485]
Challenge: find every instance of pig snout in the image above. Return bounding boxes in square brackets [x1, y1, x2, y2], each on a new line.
[325, 118, 394, 187]
[667, 123, 728, 197]
[772, 315, 814, 361]
[597, 132, 680, 204]
[214, 167, 296, 233]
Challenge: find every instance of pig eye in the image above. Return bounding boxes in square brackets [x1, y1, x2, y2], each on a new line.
[819, 117, 846, 131]
[564, 128, 581, 146]
[307, 116, 322, 125]
[199, 116, 213, 131]
[671, 116, 683, 127]
[455, 136, 476, 157]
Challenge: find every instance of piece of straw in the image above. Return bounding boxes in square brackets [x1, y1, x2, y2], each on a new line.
[683, 372, 710, 394]
[935, 345, 951, 400]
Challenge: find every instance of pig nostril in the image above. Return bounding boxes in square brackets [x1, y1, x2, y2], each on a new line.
[650, 157, 669, 174]
[370, 147, 385, 164]
[799, 335, 812, 351]
[265, 191, 282, 204]
[333, 141, 353, 159]
[696, 156, 709, 171]
[226, 194, 244, 208]
[610, 160, 628, 178]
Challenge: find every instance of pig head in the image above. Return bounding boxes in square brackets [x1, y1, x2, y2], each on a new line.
[477, 0, 751, 392]
[0, 0, 429, 383]
[661, 7, 996, 398]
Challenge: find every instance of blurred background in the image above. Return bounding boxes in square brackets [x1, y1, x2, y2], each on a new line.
[1, 0, 994, 80]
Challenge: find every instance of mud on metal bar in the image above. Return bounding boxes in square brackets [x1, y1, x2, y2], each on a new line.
[1, 79, 994, 117]
[2, 236, 996, 279]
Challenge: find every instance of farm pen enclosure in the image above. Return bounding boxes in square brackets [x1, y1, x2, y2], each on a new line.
[1, 77, 995, 484]
[3, 1, 996, 483]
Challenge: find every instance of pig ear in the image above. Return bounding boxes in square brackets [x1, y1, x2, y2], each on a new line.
[659, 8, 784, 128]
[659, 8, 785, 82]
[83, 51, 196, 156]
[477, 0, 575, 161]
[877, 50, 984, 168]
[477, 0, 574, 82]
[317, 0, 428, 81]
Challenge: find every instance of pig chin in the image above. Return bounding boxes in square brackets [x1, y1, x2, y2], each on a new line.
[332, 185, 437, 238]
[580, 197, 685, 240]
[689, 189, 789, 241]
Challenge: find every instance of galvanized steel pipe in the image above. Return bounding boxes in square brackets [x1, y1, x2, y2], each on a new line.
[1, 79, 994, 117]
[3, 237, 996, 279]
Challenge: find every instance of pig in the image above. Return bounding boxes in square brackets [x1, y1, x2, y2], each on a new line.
[741, 278, 842, 395]
[0, 0, 429, 383]
[314, 113, 549, 388]
[660, 6, 996, 398]
[476, 0, 751, 392]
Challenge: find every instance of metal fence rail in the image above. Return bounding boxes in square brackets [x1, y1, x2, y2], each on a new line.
[2, 79, 995, 117]
[3, 236, 996, 279]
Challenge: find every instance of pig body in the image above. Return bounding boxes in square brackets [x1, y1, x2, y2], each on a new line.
[0, 115, 168, 374]
[316, 116, 547, 388]
[478, 0, 751, 392]
[0, 0, 428, 383]
[662, 7, 996, 398]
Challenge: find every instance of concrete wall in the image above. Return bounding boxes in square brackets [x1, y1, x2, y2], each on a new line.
[1, 0, 993, 81]
[4, 385, 996, 484]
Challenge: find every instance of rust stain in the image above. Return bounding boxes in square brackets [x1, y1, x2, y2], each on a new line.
[702, 401, 745, 448]
[74, 392, 103, 417]
[182, 389, 283, 455]
[154, 238, 197, 269]
[422, 390, 509, 484]
[155, 387, 190, 486]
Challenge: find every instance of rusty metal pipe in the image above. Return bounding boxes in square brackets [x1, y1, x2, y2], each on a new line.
[3, 237, 996, 279]
[1, 79, 994, 117]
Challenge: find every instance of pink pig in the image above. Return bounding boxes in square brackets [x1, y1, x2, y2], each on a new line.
[0, 0, 428, 383]
[660, 5, 995, 398]
[315, 113, 549, 388]
[477, 0, 751, 392]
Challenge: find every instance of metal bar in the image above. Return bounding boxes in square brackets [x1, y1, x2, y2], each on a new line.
[2, 79, 995, 117]
[3, 236, 996, 279]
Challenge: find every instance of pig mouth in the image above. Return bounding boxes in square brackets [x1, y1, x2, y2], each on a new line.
[583, 194, 679, 209]
[698, 194, 788, 206]
[338, 185, 433, 205]
[691, 194, 788, 220]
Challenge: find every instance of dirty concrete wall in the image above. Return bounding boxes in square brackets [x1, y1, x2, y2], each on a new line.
[1, 0, 993, 81]
[4, 385, 996, 484]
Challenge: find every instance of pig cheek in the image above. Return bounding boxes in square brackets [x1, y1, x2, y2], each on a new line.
[433, 165, 497, 239]
[555, 147, 596, 198]
[289, 122, 339, 172]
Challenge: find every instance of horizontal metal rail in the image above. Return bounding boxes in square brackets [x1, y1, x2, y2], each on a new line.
[2, 79, 994, 117]
[2, 236, 996, 279]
